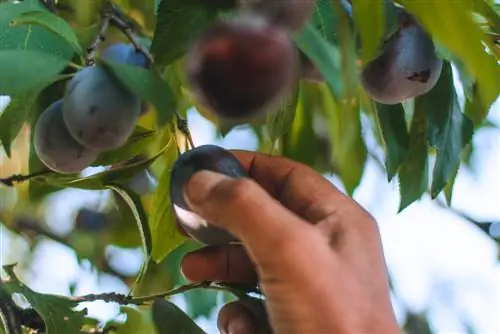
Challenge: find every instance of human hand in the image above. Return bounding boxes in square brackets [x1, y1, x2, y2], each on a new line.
[179, 151, 400, 334]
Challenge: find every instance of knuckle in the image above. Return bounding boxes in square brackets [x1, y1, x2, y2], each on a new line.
[225, 178, 258, 204]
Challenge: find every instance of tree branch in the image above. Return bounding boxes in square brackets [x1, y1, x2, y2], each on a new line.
[0, 170, 52, 187]
[85, 7, 112, 66]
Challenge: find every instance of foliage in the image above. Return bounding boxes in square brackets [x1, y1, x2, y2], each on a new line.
[0, 0, 498, 333]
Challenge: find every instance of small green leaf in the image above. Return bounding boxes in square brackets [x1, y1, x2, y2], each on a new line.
[99, 59, 177, 127]
[0, 92, 39, 157]
[1, 265, 87, 334]
[398, 107, 429, 212]
[295, 23, 343, 101]
[150, 136, 185, 263]
[266, 84, 299, 147]
[443, 162, 460, 206]
[419, 62, 474, 197]
[9, 10, 83, 54]
[0, 50, 68, 95]
[375, 103, 410, 181]
[151, 0, 219, 67]
[464, 83, 488, 126]
[107, 184, 152, 292]
[152, 298, 206, 334]
[92, 126, 157, 167]
[310, 0, 337, 42]
[352, 0, 386, 63]
[472, 0, 500, 33]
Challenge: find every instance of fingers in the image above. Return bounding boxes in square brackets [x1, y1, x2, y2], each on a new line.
[218, 299, 272, 334]
[181, 245, 257, 285]
[229, 151, 353, 223]
[184, 170, 316, 263]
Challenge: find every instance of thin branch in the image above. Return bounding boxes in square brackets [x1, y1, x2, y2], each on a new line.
[0, 170, 52, 187]
[85, 7, 113, 66]
[175, 111, 196, 149]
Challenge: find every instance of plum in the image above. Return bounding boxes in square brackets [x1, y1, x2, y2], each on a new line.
[62, 65, 142, 151]
[360, 11, 443, 105]
[239, 0, 315, 32]
[169, 144, 247, 245]
[34, 100, 99, 174]
[186, 13, 298, 124]
[100, 43, 149, 69]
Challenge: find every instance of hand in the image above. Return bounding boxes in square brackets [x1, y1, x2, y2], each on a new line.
[180, 151, 400, 334]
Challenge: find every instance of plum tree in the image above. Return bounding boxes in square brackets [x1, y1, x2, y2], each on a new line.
[360, 11, 443, 105]
[34, 100, 99, 174]
[169, 145, 247, 245]
[239, 0, 315, 32]
[186, 13, 298, 123]
[62, 65, 142, 151]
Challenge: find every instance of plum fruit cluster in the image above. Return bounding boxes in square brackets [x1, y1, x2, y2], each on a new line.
[360, 10, 443, 104]
[34, 43, 148, 174]
[186, 0, 315, 124]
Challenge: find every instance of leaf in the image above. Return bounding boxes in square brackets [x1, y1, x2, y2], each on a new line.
[472, 0, 500, 33]
[266, 84, 299, 147]
[443, 162, 460, 206]
[0, 50, 69, 95]
[151, 0, 219, 67]
[107, 184, 152, 292]
[92, 126, 157, 166]
[0, 288, 21, 334]
[150, 136, 185, 263]
[295, 23, 343, 101]
[9, 10, 83, 54]
[398, 107, 429, 212]
[464, 83, 488, 126]
[0, 1, 74, 58]
[310, 0, 337, 42]
[352, 0, 386, 63]
[116, 307, 156, 334]
[375, 103, 410, 181]
[1, 265, 87, 334]
[35, 141, 171, 190]
[99, 59, 177, 127]
[0, 92, 39, 157]
[322, 85, 367, 195]
[418, 62, 474, 197]
[152, 298, 206, 334]
[399, 0, 500, 117]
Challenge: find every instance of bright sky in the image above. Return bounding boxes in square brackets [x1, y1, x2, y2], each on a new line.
[0, 89, 499, 333]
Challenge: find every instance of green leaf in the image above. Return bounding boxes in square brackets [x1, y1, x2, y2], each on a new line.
[352, 0, 386, 63]
[464, 83, 488, 126]
[9, 10, 83, 55]
[418, 62, 474, 197]
[295, 23, 343, 101]
[322, 85, 367, 195]
[375, 103, 410, 181]
[1, 265, 87, 334]
[443, 162, 460, 206]
[310, 0, 337, 42]
[472, 0, 500, 33]
[266, 84, 299, 147]
[0, 50, 69, 95]
[398, 107, 429, 212]
[116, 307, 157, 334]
[151, 0, 219, 67]
[399, 0, 500, 116]
[107, 184, 152, 293]
[0, 92, 39, 157]
[92, 126, 157, 167]
[152, 298, 206, 334]
[99, 59, 177, 127]
[150, 136, 185, 263]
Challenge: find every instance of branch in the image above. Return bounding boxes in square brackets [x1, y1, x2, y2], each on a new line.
[85, 7, 112, 66]
[0, 170, 51, 187]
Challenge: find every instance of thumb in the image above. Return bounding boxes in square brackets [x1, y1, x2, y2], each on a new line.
[183, 170, 313, 260]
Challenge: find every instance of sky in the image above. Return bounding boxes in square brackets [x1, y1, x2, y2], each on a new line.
[0, 89, 499, 334]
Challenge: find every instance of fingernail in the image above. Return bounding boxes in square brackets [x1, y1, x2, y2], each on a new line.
[184, 170, 230, 208]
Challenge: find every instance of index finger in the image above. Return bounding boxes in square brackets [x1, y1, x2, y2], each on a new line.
[230, 150, 352, 223]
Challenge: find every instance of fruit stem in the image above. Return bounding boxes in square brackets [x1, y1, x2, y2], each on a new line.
[85, 6, 112, 66]
[0, 170, 52, 187]
[175, 111, 196, 149]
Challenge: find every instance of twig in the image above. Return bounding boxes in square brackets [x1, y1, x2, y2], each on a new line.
[175, 111, 196, 149]
[0, 170, 52, 187]
[85, 7, 113, 66]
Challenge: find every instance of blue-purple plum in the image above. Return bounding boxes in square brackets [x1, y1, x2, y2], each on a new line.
[62, 65, 141, 151]
[34, 100, 99, 174]
[169, 145, 247, 245]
